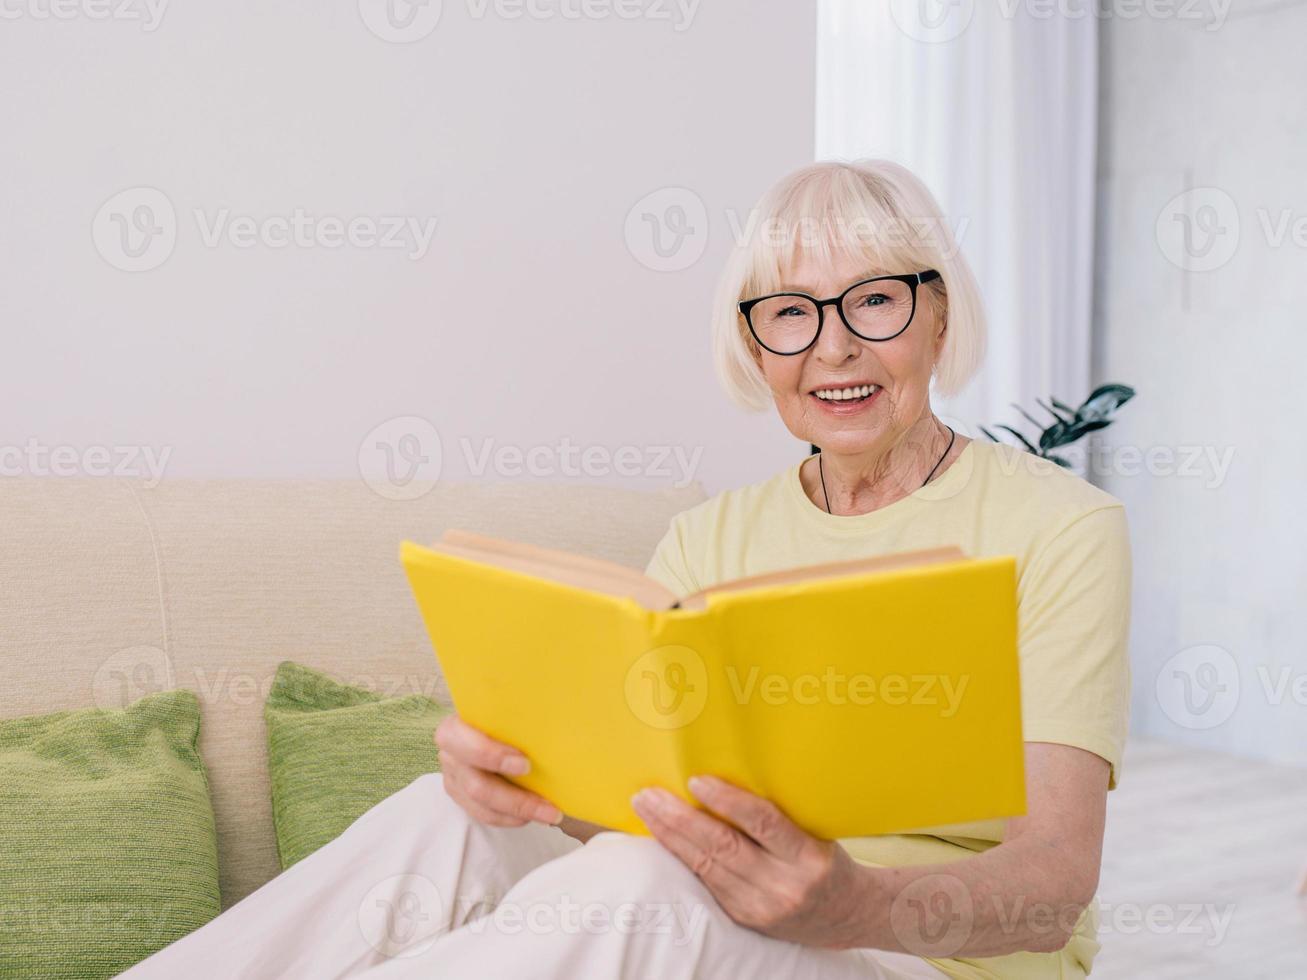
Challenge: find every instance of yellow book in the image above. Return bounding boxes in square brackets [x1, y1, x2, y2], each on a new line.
[401, 530, 1025, 838]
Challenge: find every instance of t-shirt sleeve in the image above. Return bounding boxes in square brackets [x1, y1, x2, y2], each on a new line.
[1017, 504, 1133, 788]
[643, 514, 701, 599]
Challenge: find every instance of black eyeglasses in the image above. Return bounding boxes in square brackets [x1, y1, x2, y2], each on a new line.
[738, 270, 941, 355]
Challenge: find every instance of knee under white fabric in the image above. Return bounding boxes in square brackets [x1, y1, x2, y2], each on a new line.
[121, 774, 947, 980]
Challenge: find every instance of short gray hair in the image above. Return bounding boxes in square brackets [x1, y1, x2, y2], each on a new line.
[711, 159, 987, 410]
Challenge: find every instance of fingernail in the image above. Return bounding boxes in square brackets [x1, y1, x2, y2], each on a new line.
[687, 775, 713, 799]
[537, 804, 563, 825]
[631, 789, 654, 812]
[500, 756, 530, 777]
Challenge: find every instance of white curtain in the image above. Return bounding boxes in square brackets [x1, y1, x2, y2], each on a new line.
[815, 1, 1098, 438]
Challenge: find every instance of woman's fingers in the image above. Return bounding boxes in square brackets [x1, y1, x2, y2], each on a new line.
[435, 715, 530, 776]
[435, 715, 562, 826]
[687, 775, 809, 862]
[449, 760, 563, 826]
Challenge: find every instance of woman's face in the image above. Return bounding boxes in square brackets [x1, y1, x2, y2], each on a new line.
[753, 251, 945, 458]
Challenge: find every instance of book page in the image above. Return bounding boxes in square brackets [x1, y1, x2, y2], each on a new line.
[433, 530, 679, 609]
[677, 546, 966, 610]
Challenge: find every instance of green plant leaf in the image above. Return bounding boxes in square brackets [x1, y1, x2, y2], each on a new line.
[1036, 398, 1072, 423]
[1062, 418, 1113, 442]
[1039, 421, 1076, 451]
[978, 426, 1002, 443]
[995, 424, 1040, 454]
[1080, 383, 1135, 422]
[1012, 404, 1045, 432]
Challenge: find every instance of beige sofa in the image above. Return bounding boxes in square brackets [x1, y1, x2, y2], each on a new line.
[1, 477, 704, 909]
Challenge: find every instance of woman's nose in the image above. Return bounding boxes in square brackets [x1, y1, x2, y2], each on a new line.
[811, 305, 861, 364]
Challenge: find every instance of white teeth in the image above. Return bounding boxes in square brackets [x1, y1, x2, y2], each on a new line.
[813, 384, 878, 401]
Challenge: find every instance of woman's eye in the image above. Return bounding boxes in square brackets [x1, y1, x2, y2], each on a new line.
[778, 305, 809, 317]
[858, 293, 890, 307]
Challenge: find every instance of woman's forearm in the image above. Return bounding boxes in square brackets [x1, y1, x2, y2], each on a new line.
[848, 834, 1098, 958]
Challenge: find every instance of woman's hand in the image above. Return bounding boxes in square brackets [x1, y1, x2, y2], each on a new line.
[434, 714, 563, 828]
[631, 776, 871, 949]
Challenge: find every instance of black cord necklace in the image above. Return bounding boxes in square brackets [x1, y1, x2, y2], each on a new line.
[817, 425, 956, 515]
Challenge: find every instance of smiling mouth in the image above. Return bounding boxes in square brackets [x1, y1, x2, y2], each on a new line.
[811, 383, 881, 404]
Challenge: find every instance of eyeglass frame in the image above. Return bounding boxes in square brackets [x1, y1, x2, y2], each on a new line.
[737, 269, 942, 356]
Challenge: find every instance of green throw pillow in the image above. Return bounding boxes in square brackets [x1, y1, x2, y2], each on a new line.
[0, 689, 220, 980]
[264, 661, 452, 869]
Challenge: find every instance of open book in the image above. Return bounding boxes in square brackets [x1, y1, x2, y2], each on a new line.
[401, 530, 1025, 838]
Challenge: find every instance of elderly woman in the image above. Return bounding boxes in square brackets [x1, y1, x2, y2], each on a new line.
[123, 161, 1130, 980]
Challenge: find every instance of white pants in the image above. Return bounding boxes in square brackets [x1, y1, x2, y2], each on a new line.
[121, 774, 947, 979]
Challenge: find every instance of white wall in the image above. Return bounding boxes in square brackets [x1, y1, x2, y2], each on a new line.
[0, 0, 815, 496]
[1094, 1, 1307, 766]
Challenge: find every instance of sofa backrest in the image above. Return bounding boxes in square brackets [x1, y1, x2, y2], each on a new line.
[0, 477, 705, 907]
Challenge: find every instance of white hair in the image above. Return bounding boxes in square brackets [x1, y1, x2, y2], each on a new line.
[711, 159, 987, 411]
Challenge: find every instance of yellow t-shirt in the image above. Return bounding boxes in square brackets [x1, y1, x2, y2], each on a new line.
[643, 439, 1131, 980]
